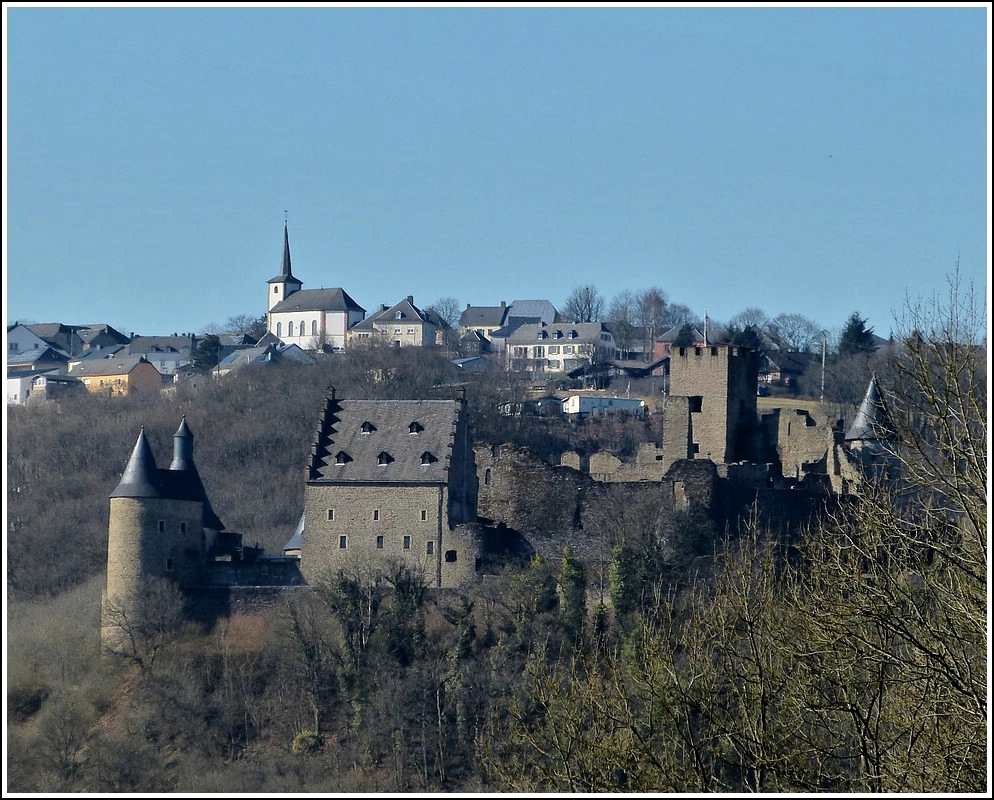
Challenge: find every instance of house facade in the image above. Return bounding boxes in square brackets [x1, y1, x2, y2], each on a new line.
[266, 223, 365, 350]
[348, 296, 442, 348]
[505, 321, 616, 374]
[301, 388, 481, 588]
[70, 355, 164, 397]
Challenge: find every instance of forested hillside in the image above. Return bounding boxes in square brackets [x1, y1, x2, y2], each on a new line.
[5, 282, 987, 793]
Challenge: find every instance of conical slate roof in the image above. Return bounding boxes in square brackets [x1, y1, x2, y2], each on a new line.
[268, 222, 302, 285]
[845, 376, 890, 441]
[110, 428, 163, 498]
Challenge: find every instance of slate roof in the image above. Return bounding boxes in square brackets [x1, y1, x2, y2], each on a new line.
[508, 300, 558, 324]
[110, 420, 224, 530]
[506, 321, 612, 345]
[77, 324, 130, 346]
[270, 287, 365, 315]
[70, 355, 155, 377]
[459, 303, 508, 329]
[845, 376, 891, 442]
[658, 325, 707, 344]
[308, 392, 460, 484]
[6, 347, 71, 368]
[129, 336, 196, 355]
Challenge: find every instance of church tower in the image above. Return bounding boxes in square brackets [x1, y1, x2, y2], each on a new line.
[267, 222, 303, 311]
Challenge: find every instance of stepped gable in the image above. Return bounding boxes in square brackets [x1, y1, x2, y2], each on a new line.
[308, 387, 457, 483]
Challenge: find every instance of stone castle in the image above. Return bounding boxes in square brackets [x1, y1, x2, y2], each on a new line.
[102, 343, 892, 644]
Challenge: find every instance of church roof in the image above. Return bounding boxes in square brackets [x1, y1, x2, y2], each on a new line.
[268, 222, 302, 285]
[270, 287, 365, 315]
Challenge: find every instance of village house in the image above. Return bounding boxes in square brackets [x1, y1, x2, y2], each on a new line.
[69, 354, 164, 397]
[347, 296, 445, 349]
[506, 321, 616, 375]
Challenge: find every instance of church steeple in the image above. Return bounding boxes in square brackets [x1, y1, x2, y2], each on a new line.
[267, 220, 304, 311]
[279, 221, 293, 279]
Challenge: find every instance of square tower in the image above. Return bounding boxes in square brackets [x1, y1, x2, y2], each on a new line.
[666, 344, 759, 464]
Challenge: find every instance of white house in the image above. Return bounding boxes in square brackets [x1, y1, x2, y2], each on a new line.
[505, 321, 616, 374]
[562, 395, 646, 419]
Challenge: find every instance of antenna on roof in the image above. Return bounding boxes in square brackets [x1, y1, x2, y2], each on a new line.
[284, 209, 288, 223]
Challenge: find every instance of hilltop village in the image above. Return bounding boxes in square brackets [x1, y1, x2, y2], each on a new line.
[7, 223, 893, 614]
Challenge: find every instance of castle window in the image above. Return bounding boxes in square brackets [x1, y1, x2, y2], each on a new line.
[373, 509, 380, 521]
[376, 535, 384, 549]
[327, 509, 335, 521]
[335, 451, 352, 466]
[166, 558, 174, 572]
[361, 421, 376, 434]
[403, 535, 411, 550]
[420, 451, 436, 465]
[689, 396, 703, 413]
[378, 451, 394, 466]
[427, 541, 435, 555]
[445, 550, 457, 563]
[408, 421, 423, 434]
[339, 535, 347, 549]
[421, 509, 428, 521]
[158, 520, 165, 533]
[692, 443, 701, 454]
[695, 347, 702, 356]
[712, 347, 719, 356]
[484, 468, 491, 486]
[180, 522, 187, 534]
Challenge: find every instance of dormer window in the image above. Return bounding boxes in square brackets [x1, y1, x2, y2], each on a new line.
[568, 330, 577, 339]
[395, 311, 403, 320]
[377, 451, 394, 466]
[335, 451, 352, 466]
[361, 421, 376, 435]
[554, 330, 563, 339]
[408, 421, 424, 434]
[420, 451, 437, 465]
[537, 330, 547, 339]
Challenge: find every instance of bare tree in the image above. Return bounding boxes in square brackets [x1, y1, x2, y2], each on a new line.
[635, 288, 668, 355]
[562, 285, 605, 323]
[101, 577, 187, 676]
[770, 312, 821, 352]
[426, 297, 461, 330]
[606, 290, 639, 355]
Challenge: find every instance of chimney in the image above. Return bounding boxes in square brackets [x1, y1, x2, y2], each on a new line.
[407, 295, 414, 305]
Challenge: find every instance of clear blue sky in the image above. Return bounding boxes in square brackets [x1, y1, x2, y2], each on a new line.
[4, 3, 990, 342]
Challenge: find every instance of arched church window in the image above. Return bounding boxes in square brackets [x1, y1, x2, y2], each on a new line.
[276, 322, 282, 337]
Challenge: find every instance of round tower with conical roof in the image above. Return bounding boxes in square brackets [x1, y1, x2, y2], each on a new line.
[102, 419, 218, 649]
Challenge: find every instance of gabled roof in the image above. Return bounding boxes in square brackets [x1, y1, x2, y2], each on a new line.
[371, 297, 435, 327]
[269, 287, 365, 315]
[506, 321, 613, 344]
[459, 303, 508, 329]
[6, 346, 71, 368]
[70, 355, 156, 377]
[77, 324, 130, 346]
[658, 325, 707, 344]
[71, 345, 130, 363]
[129, 335, 196, 355]
[508, 300, 557, 325]
[218, 345, 277, 368]
[489, 317, 540, 339]
[308, 391, 462, 484]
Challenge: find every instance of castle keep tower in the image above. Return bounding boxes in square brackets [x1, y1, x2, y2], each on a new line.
[102, 418, 224, 646]
[302, 387, 481, 588]
[662, 344, 759, 467]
